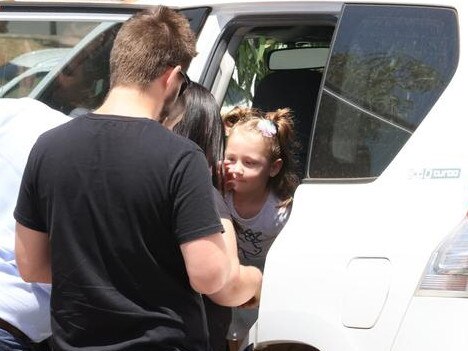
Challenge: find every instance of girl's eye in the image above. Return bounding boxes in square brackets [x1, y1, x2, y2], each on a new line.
[245, 160, 256, 166]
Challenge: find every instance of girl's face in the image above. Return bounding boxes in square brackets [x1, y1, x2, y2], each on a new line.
[224, 127, 282, 195]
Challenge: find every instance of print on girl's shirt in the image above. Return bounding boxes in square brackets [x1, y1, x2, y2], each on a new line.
[226, 191, 291, 270]
[238, 228, 263, 258]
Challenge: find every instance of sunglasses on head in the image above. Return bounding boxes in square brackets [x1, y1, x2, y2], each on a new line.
[178, 69, 191, 97]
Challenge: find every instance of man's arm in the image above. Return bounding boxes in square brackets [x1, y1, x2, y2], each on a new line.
[205, 217, 262, 307]
[15, 222, 51, 283]
[209, 264, 262, 307]
[175, 151, 261, 302]
[180, 232, 231, 295]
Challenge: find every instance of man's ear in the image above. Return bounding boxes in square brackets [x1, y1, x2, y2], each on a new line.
[270, 158, 283, 177]
[160, 65, 180, 92]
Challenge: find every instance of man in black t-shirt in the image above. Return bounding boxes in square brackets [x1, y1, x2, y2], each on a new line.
[14, 7, 261, 351]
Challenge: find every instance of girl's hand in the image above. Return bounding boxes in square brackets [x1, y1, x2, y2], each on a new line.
[216, 160, 225, 192]
[223, 160, 235, 192]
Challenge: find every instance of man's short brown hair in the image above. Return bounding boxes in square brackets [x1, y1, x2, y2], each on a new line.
[109, 6, 197, 89]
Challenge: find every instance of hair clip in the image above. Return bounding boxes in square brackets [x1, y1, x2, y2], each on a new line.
[257, 119, 277, 138]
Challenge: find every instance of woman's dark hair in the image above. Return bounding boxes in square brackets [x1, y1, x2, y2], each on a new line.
[173, 82, 225, 187]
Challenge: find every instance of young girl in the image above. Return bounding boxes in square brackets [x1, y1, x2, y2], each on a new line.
[223, 106, 299, 271]
[223, 106, 299, 346]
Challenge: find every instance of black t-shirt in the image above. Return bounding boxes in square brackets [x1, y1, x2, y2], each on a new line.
[14, 113, 223, 351]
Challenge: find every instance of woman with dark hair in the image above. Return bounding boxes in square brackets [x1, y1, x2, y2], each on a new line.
[171, 82, 225, 188]
[163, 82, 262, 351]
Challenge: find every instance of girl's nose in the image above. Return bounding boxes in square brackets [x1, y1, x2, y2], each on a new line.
[232, 162, 243, 175]
[225, 161, 242, 176]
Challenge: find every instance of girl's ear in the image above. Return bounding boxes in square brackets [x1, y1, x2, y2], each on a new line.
[270, 158, 283, 177]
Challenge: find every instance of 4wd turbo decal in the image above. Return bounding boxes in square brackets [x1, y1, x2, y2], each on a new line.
[409, 168, 461, 180]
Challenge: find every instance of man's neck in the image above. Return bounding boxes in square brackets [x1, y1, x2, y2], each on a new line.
[94, 86, 163, 121]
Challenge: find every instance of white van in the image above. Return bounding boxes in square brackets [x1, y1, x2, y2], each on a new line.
[0, 1, 466, 350]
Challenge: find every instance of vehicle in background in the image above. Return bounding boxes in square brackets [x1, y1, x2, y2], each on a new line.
[0, 48, 70, 97]
[0, 1, 466, 351]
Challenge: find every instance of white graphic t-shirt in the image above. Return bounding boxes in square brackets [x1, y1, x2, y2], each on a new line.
[225, 191, 290, 271]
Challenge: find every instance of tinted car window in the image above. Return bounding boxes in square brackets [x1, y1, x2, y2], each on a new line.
[0, 21, 99, 96]
[309, 5, 458, 179]
[3, 71, 48, 98]
[37, 24, 119, 115]
[35, 8, 209, 115]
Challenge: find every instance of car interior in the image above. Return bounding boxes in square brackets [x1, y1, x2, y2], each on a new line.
[221, 23, 335, 177]
[252, 49, 325, 177]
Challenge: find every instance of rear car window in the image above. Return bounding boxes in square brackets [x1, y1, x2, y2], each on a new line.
[309, 5, 458, 179]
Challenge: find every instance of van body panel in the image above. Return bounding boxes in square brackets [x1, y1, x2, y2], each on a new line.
[255, 2, 467, 349]
[391, 297, 468, 351]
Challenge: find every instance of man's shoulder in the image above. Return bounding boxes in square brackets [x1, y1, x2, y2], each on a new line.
[149, 124, 204, 156]
[35, 115, 76, 145]
[169, 131, 202, 153]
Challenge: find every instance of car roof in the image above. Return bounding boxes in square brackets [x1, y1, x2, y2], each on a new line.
[0, 0, 464, 8]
